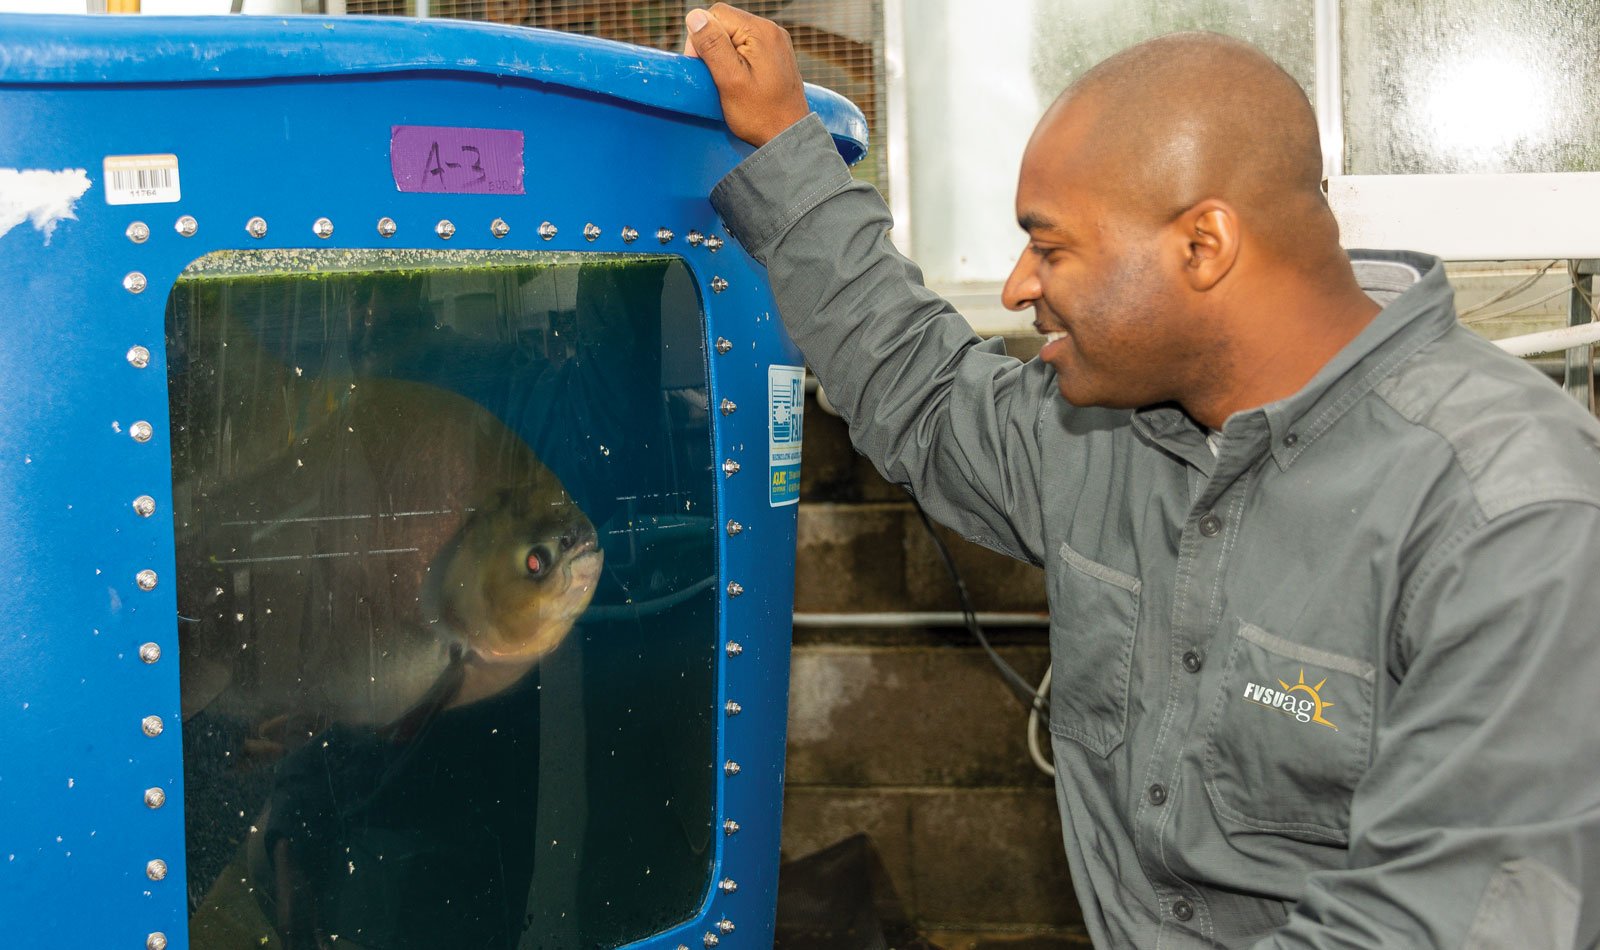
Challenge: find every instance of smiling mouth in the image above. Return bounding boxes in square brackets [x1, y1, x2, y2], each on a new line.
[1044, 331, 1068, 344]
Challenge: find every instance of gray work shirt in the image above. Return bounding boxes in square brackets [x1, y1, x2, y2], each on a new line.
[712, 116, 1600, 949]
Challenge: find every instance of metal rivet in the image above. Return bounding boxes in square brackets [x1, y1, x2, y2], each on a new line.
[138, 642, 161, 664]
[147, 933, 168, 950]
[583, 223, 601, 242]
[125, 221, 150, 244]
[656, 227, 674, 244]
[707, 235, 724, 252]
[677, 945, 689, 950]
[726, 641, 743, 657]
[711, 276, 729, 294]
[145, 859, 167, 881]
[724, 760, 740, 776]
[717, 920, 735, 935]
[723, 819, 740, 835]
[702, 935, 719, 949]
[435, 219, 456, 240]
[722, 459, 740, 477]
[123, 272, 147, 294]
[377, 217, 398, 238]
[126, 345, 151, 369]
[720, 399, 737, 415]
[135, 569, 158, 591]
[143, 786, 166, 809]
[719, 878, 738, 894]
[491, 218, 510, 239]
[621, 226, 639, 243]
[174, 215, 197, 238]
[727, 581, 744, 597]
[725, 700, 742, 716]
[715, 337, 732, 355]
[133, 495, 156, 517]
[245, 216, 268, 239]
[129, 420, 154, 443]
[726, 520, 742, 536]
[538, 221, 557, 240]
[687, 229, 704, 246]
[141, 715, 164, 737]
[312, 217, 334, 239]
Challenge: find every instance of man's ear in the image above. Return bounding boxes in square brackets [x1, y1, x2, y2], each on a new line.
[1174, 198, 1239, 292]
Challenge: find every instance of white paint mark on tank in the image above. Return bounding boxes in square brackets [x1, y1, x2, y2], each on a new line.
[0, 169, 92, 244]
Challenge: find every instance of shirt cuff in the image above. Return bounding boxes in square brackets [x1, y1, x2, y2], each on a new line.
[710, 113, 855, 260]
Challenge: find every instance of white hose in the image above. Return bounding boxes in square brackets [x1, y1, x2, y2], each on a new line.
[1493, 322, 1600, 358]
[1026, 663, 1055, 778]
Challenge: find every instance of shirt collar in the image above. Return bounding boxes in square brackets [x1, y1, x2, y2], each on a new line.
[1132, 249, 1456, 471]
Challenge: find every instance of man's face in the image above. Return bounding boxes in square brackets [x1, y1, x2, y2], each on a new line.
[1002, 106, 1193, 409]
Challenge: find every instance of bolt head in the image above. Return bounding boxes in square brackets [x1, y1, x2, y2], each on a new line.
[703, 935, 719, 948]
[377, 217, 398, 238]
[719, 878, 738, 894]
[720, 398, 737, 415]
[722, 459, 740, 477]
[621, 226, 639, 243]
[687, 229, 704, 246]
[711, 276, 729, 294]
[718, 919, 736, 934]
[491, 218, 510, 239]
[725, 641, 743, 657]
[723, 819, 740, 835]
[725, 700, 742, 716]
[136, 569, 159, 591]
[138, 642, 161, 664]
[583, 223, 601, 241]
[145, 858, 167, 881]
[726, 520, 742, 536]
[126, 345, 151, 369]
[125, 221, 150, 244]
[123, 271, 147, 294]
[313, 217, 334, 239]
[147, 933, 168, 950]
[144, 786, 166, 809]
[726, 581, 744, 597]
[133, 495, 156, 517]
[130, 420, 154, 443]
[715, 337, 733, 355]
[141, 715, 164, 737]
[724, 760, 741, 776]
[245, 216, 268, 239]
[538, 221, 558, 240]
[174, 215, 197, 238]
[706, 235, 725, 252]
[435, 219, 456, 240]
[656, 227, 674, 244]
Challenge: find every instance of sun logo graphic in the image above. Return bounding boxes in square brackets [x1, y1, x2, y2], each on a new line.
[1241, 668, 1338, 731]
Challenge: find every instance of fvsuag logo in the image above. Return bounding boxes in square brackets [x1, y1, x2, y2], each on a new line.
[1241, 668, 1338, 731]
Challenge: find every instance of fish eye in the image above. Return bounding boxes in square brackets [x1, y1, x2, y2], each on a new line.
[525, 546, 550, 577]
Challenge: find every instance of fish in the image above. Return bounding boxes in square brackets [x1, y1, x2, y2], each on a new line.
[176, 377, 603, 733]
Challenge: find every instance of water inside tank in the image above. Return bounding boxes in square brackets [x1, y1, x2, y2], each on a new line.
[165, 249, 716, 949]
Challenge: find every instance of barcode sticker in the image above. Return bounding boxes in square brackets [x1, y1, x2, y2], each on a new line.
[103, 154, 181, 206]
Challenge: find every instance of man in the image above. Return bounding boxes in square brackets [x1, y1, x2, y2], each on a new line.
[685, 5, 1600, 948]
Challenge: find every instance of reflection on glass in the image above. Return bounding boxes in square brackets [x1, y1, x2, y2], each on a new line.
[169, 250, 716, 949]
[1029, 0, 1314, 103]
[1344, 0, 1600, 174]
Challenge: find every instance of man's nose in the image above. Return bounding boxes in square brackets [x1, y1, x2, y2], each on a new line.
[1001, 244, 1040, 312]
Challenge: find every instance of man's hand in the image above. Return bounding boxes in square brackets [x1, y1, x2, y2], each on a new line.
[684, 4, 811, 148]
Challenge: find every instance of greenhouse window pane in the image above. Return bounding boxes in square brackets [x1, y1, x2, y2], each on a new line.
[1343, 0, 1600, 174]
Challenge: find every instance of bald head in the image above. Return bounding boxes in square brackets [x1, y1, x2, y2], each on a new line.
[1029, 32, 1332, 266]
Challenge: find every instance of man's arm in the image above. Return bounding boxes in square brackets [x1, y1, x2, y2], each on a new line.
[691, 5, 1055, 564]
[1257, 501, 1600, 949]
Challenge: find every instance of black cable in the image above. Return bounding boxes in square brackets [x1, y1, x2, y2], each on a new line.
[911, 498, 1047, 715]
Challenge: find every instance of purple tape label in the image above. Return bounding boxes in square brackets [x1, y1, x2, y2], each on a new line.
[391, 125, 525, 195]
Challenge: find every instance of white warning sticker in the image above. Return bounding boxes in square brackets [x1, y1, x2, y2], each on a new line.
[768, 364, 805, 507]
[103, 154, 180, 206]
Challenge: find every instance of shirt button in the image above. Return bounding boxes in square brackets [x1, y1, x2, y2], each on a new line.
[1198, 513, 1223, 537]
[1172, 899, 1195, 921]
[1282, 432, 1299, 448]
[1182, 650, 1203, 673]
[1147, 783, 1168, 806]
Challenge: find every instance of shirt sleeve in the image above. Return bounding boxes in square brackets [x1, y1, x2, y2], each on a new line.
[711, 115, 1053, 565]
[1254, 500, 1600, 950]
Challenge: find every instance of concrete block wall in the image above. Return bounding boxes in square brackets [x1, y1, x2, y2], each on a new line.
[782, 388, 1090, 945]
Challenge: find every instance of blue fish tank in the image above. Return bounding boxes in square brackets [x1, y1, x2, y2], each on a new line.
[0, 14, 867, 950]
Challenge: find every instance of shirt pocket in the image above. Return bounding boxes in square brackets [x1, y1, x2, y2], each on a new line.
[1049, 541, 1141, 757]
[1201, 621, 1376, 844]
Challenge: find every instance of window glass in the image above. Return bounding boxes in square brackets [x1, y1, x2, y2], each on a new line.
[170, 249, 717, 949]
[1343, 0, 1600, 174]
[1029, 0, 1315, 103]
